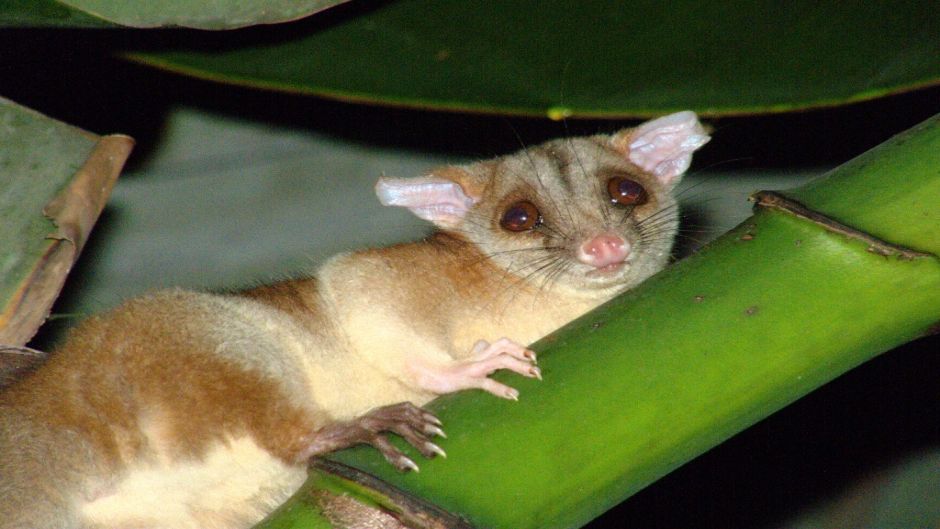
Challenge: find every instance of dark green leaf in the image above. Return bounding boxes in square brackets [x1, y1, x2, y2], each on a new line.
[131, 0, 940, 117]
[0, 0, 113, 28]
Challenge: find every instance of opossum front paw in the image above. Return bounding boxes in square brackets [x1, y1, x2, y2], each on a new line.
[302, 402, 445, 472]
[416, 337, 540, 400]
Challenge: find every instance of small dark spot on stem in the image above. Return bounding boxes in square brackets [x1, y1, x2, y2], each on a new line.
[794, 239, 802, 247]
[866, 245, 893, 257]
[745, 305, 759, 316]
[693, 295, 705, 303]
[591, 321, 605, 331]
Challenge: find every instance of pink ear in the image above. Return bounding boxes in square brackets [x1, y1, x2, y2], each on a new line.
[614, 111, 710, 186]
[375, 176, 477, 228]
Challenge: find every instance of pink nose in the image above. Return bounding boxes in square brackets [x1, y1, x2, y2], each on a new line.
[577, 234, 630, 268]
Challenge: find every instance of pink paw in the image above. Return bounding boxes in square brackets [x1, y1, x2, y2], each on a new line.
[417, 338, 540, 400]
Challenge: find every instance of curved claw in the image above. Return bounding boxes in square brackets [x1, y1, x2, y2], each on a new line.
[300, 402, 445, 472]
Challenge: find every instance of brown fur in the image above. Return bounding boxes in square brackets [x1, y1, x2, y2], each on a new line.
[241, 279, 321, 329]
[0, 290, 332, 527]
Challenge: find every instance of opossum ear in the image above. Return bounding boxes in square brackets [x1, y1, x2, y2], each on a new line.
[611, 111, 710, 187]
[375, 167, 478, 229]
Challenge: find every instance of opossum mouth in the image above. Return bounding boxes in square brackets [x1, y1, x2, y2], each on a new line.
[585, 262, 625, 278]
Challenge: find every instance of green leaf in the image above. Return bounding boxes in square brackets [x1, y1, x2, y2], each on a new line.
[0, 97, 132, 347]
[0, 0, 349, 29]
[130, 0, 940, 117]
[256, 116, 940, 528]
[0, 0, 113, 28]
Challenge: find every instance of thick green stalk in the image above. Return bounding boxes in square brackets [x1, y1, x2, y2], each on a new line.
[257, 115, 940, 529]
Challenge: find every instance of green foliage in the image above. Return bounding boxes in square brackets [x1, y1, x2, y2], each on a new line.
[4, 2, 937, 115]
[0, 99, 97, 337]
[127, 1, 940, 117]
[0, 0, 112, 27]
[0, 0, 348, 29]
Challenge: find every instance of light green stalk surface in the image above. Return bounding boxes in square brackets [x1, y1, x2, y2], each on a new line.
[260, 116, 940, 529]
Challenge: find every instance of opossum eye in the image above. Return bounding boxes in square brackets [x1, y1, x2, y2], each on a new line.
[500, 201, 542, 232]
[607, 176, 647, 207]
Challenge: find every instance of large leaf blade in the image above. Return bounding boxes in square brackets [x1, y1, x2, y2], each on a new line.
[132, 0, 940, 117]
[0, 0, 349, 29]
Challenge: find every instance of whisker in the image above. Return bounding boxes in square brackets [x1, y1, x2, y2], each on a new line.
[639, 201, 681, 219]
[636, 215, 679, 231]
[639, 231, 682, 245]
[503, 128, 565, 225]
[546, 260, 573, 292]
[506, 130, 572, 231]
[672, 234, 713, 245]
[540, 224, 572, 241]
[638, 202, 681, 221]
[679, 195, 725, 208]
[513, 173, 576, 239]
[672, 179, 714, 200]
[483, 246, 566, 258]
[636, 214, 680, 231]
[640, 235, 689, 245]
[638, 216, 681, 233]
[562, 120, 603, 229]
[675, 223, 720, 232]
[491, 254, 566, 312]
[639, 228, 683, 240]
[534, 258, 564, 293]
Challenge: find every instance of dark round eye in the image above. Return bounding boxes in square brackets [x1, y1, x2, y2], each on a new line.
[607, 176, 648, 207]
[500, 201, 541, 232]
